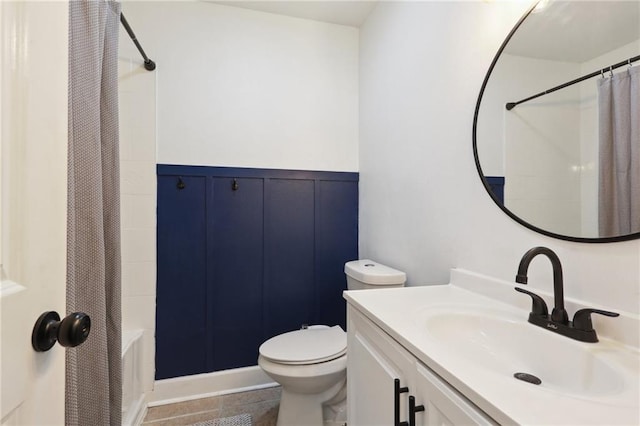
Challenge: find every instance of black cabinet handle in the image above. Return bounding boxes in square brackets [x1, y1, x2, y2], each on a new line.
[32, 311, 91, 352]
[394, 378, 409, 426]
[409, 395, 425, 426]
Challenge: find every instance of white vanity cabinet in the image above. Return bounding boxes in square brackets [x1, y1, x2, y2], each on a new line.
[347, 305, 496, 426]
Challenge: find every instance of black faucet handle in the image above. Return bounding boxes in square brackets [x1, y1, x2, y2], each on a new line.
[572, 308, 619, 331]
[515, 287, 548, 316]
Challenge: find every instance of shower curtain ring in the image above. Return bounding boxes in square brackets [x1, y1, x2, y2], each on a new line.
[609, 66, 613, 77]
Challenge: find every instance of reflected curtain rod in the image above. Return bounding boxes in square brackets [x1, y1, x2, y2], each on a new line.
[120, 13, 156, 71]
[506, 54, 640, 110]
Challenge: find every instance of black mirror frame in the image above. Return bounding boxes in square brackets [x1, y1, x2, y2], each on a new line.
[472, 2, 640, 244]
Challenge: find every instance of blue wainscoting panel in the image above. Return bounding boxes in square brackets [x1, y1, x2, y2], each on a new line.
[156, 175, 207, 379]
[208, 177, 264, 371]
[486, 176, 505, 205]
[156, 165, 359, 379]
[315, 180, 358, 331]
[264, 179, 316, 338]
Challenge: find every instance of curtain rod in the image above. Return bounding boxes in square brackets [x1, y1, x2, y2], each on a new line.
[506, 54, 639, 110]
[120, 13, 156, 71]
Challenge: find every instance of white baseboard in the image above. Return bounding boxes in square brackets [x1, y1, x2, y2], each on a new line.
[148, 365, 277, 407]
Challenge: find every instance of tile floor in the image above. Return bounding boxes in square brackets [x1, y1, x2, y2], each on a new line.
[142, 386, 281, 426]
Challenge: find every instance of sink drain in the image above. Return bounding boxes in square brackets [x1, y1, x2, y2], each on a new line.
[514, 372, 541, 385]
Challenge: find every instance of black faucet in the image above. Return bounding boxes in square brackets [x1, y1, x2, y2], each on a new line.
[514, 246, 619, 343]
[516, 246, 568, 324]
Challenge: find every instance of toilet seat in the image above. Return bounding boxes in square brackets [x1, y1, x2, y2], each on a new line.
[259, 325, 347, 365]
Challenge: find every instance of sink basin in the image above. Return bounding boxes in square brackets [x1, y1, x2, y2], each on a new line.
[414, 306, 635, 401]
[345, 277, 640, 424]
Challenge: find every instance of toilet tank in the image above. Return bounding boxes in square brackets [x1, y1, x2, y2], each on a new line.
[344, 259, 406, 290]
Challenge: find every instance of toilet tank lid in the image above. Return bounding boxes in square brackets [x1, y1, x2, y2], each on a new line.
[344, 259, 406, 285]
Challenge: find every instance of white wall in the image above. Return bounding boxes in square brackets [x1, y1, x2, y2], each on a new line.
[122, 1, 359, 172]
[359, 1, 640, 315]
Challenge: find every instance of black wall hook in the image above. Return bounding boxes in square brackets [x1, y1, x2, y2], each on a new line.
[231, 179, 239, 191]
[177, 177, 186, 190]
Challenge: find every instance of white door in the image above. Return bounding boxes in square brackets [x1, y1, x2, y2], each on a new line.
[0, 1, 69, 425]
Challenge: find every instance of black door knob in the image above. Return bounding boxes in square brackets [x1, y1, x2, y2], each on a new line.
[32, 311, 91, 352]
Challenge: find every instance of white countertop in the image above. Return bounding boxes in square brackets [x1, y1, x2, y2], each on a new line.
[344, 270, 640, 425]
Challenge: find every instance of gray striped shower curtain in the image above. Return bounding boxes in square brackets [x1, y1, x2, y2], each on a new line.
[67, 1, 122, 424]
[598, 65, 640, 237]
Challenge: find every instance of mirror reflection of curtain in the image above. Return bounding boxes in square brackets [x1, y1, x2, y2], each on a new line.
[598, 65, 640, 237]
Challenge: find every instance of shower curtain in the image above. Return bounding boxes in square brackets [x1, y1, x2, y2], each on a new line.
[67, 1, 122, 425]
[598, 65, 640, 237]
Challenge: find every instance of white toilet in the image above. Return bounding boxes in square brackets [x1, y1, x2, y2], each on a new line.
[258, 259, 406, 426]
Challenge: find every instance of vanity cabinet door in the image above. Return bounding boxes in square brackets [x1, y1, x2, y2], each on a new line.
[347, 307, 415, 426]
[412, 362, 496, 426]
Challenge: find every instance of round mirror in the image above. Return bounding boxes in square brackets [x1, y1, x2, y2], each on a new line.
[474, 0, 640, 242]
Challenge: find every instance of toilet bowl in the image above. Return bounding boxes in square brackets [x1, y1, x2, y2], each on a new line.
[258, 325, 347, 426]
[258, 260, 406, 426]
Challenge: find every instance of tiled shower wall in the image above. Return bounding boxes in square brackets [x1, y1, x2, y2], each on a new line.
[118, 50, 157, 396]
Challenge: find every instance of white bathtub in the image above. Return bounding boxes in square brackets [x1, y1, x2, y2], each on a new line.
[122, 329, 146, 426]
